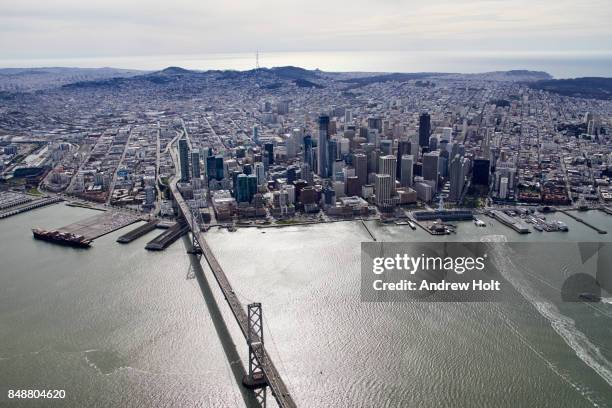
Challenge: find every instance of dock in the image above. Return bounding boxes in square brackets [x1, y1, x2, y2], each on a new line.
[361, 220, 377, 241]
[0, 196, 63, 219]
[601, 207, 612, 216]
[559, 210, 607, 234]
[145, 221, 189, 250]
[117, 219, 159, 243]
[489, 210, 531, 234]
[53, 211, 141, 241]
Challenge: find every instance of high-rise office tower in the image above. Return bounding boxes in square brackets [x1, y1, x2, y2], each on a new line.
[214, 155, 225, 180]
[318, 115, 330, 177]
[419, 112, 431, 147]
[400, 154, 414, 187]
[380, 139, 393, 156]
[301, 163, 313, 185]
[206, 155, 216, 181]
[368, 117, 383, 133]
[379, 155, 397, 194]
[397, 139, 411, 179]
[345, 109, 352, 123]
[247, 174, 258, 201]
[422, 151, 439, 190]
[254, 162, 265, 186]
[374, 174, 392, 206]
[449, 154, 464, 201]
[287, 128, 301, 158]
[429, 135, 438, 151]
[190, 149, 201, 179]
[236, 174, 249, 202]
[178, 138, 190, 182]
[353, 153, 368, 187]
[472, 158, 490, 188]
[286, 165, 299, 184]
[499, 177, 509, 199]
[264, 143, 274, 166]
[327, 138, 338, 173]
[303, 135, 313, 168]
[252, 125, 259, 144]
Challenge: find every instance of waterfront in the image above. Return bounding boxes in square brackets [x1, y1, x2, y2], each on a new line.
[0, 204, 247, 407]
[1, 204, 612, 407]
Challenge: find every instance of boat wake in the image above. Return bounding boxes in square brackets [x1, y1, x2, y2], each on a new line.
[481, 235, 612, 402]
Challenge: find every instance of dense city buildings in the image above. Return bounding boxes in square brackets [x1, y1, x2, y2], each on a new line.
[0, 66, 610, 227]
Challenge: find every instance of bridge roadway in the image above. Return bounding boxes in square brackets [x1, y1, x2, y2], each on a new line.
[169, 150, 296, 408]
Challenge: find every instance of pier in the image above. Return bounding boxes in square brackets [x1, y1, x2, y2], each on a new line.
[559, 210, 607, 234]
[361, 220, 377, 241]
[488, 210, 531, 234]
[53, 211, 141, 241]
[169, 146, 296, 408]
[0, 196, 63, 219]
[117, 219, 159, 243]
[601, 207, 612, 216]
[144, 221, 189, 250]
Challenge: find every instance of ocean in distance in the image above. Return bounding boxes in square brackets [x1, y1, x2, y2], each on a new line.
[2, 50, 612, 78]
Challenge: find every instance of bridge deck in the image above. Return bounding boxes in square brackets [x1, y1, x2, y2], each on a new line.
[170, 151, 296, 408]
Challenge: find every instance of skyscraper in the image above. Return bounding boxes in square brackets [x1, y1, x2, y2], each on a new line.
[374, 174, 392, 206]
[353, 153, 368, 187]
[254, 162, 265, 186]
[400, 154, 414, 187]
[449, 154, 464, 201]
[317, 115, 330, 177]
[380, 139, 392, 156]
[396, 139, 411, 179]
[206, 155, 216, 181]
[422, 151, 439, 190]
[419, 112, 431, 148]
[252, 125, 259, 144]
[378, 155, 397, 194]
[178, 138, 190, 182]
[214, 155, 225, 181]
[191, 149, 201, 179]
[264, 143, 274, 166]
[472, 158, 490, 188]
[303, 135, 313, 169]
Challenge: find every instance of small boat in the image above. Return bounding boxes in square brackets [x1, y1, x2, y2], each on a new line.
[407, 221, 416, 230]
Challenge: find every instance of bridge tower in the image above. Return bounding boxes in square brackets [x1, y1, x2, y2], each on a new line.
[187, 210, 202, 255]
[243, 302, 268, 407]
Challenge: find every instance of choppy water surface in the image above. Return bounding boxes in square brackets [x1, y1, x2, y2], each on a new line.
[1, 204, 612, 407]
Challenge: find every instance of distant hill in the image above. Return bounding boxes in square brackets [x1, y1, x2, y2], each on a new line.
[158, 66, 194, 75]
[341, 72, 446, 86]
[530, 77, 612, 100]
[0, 67, 146, 91]
[446, 70, 552, 82]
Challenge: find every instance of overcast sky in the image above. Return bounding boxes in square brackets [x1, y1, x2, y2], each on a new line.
[1, 0, 611, 60]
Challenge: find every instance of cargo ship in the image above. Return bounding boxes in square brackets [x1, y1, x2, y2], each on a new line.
[32, 228, 92, 248]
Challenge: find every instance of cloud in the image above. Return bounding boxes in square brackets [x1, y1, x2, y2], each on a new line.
[0, 0, 610, 60]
